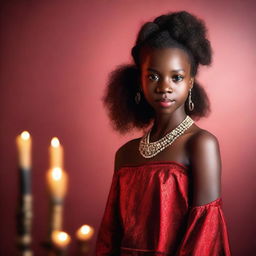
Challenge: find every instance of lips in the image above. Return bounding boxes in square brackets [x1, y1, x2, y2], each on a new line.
[156, 98, 175, 107]
[158, 98, 174, 102]
[156, 98, 175, 103]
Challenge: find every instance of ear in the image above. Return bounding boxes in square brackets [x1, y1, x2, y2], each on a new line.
[189, 77, 195, 89]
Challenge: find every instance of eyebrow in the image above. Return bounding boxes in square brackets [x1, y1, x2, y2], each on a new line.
[147, 67, 185, 72]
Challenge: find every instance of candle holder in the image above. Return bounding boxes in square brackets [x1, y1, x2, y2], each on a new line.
[48, 199, 64, 236]
[16, 190, 33, 256]
[77, 241, 89, 255]
[50, 247, 68, 256]
[45, 245, 68, 256]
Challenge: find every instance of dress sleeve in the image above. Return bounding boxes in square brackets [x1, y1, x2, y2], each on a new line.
[94, 171, 123, 256]
[175, 197, 232, 256]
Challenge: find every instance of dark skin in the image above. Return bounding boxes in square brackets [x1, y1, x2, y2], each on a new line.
[114, 47, 221, 207]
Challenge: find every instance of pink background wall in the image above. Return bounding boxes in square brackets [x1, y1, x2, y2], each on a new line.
[1, 0, 255, 255]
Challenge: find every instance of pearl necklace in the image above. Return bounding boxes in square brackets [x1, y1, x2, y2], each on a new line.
[139, 115, 194, 158]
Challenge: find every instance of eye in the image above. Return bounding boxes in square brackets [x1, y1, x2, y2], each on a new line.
[148, 73, 159, 81]
[172, 75, 184, 82]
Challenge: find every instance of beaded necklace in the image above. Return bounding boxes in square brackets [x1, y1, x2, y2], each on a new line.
[139, 115, 194, 158]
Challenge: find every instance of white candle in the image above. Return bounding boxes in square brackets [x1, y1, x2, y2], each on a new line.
[47, 137, 68, 238]
[16, 131, 32, 169]
[49, 137, 64, 169]
[46, 167, 68, 200]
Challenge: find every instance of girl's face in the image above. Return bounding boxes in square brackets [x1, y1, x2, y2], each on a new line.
[140, 47, 194, 116]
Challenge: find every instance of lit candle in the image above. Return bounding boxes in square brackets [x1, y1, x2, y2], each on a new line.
[16, 131, 33, 255]
[51, 231, 71, 256]
[46, 167, 68, 235]
[76, 225, 94, 255]
[76, 225, 94, 241]
[47, 167, 68, 200]
[16, 131, 32, 169]
[49, 137, 63, 169]
[47, 137, 68, 244]
[51, 231, 71, 249]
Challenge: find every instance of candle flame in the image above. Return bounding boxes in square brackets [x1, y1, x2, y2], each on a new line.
[21, 131, 30, 140]
[51, 231, 71, 248]
[81, 225, 91, 235]
[52, 167, 62, 180]
[76, 224, 94, 241]
[58, 231, 68, 241]
[51, 137, 60, 147]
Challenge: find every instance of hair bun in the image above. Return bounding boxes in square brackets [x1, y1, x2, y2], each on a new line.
[135, 22, 160, 45]
[153, 11, 212, 65]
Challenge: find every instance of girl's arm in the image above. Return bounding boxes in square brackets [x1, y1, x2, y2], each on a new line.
[175, 130, 232, 256]
[190, 130, 221, 206]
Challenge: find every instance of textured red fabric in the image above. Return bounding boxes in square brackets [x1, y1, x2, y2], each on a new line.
[94, 161, 231, 256]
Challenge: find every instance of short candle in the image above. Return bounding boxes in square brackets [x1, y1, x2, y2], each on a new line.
[51, 231, 71, 249]
[76, 225, 94, 241]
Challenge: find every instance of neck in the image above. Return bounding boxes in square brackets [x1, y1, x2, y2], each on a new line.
[150, 110, 187, 141]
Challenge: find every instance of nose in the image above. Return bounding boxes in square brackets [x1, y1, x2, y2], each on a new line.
[155, 77, 173, 93]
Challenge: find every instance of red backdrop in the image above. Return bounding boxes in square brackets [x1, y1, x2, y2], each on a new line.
[1, 0, 255, 255]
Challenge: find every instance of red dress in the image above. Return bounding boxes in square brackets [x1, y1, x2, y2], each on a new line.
[95, 161, 232, 256]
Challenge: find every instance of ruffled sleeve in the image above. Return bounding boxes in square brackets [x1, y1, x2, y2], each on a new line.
[175, 197, 232, 256]
[94, 171, 122, 256]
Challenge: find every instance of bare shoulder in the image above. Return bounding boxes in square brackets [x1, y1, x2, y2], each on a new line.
[114, 138, 141, 172]
[188, 128, 220, 153]
[188, 127, 221, 169]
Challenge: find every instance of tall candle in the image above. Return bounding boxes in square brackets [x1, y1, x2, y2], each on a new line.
[16, 131, 33, 256]
[49, 137, 63, 169]
[47, 137, 68, 243]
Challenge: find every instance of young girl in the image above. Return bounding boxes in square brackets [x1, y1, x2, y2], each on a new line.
[95, 11, 231, 256]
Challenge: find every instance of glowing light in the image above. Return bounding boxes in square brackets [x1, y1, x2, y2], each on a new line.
[51, 167, 62, 181]
[58, 231, 67, 241]
[81, 225, 90, 234]
[21, 131, 30, 140]
[51, 137, 60, 147]
[76, 224, 94, 241]
[52, 231, 71, 248]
